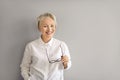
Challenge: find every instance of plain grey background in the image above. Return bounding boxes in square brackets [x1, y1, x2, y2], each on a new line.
[0, 0, 120, 80]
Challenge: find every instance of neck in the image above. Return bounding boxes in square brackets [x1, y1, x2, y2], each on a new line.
[41, 35, 51, 43]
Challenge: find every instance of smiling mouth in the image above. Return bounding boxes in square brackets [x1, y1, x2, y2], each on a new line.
[46, 32, 53, 35]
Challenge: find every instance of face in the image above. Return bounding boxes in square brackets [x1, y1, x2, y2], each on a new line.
[39, 17, 56, 39]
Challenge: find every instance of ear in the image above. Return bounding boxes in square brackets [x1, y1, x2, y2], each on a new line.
[55, 25, 57, 29]
[38, 26, 41, 32]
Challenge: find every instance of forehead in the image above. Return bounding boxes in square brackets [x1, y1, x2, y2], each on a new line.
[41, 17, 55, 25]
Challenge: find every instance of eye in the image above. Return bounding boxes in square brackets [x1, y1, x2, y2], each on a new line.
[43, 25, 47, 28]
[51, 25, 55, 28]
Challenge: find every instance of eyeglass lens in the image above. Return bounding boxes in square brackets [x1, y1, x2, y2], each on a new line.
[46, 44, 63, 63]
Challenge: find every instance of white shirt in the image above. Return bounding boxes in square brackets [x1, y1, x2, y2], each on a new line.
[20, 37, 71, 80]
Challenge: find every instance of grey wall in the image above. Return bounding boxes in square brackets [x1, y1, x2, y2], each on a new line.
[0, 0, 120, 80]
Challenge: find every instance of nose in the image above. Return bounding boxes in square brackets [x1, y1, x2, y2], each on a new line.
[47, 26, 52, 31]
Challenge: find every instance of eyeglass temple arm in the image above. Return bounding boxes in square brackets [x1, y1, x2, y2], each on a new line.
[45, 48, 51, 63]
[60, 43, 64, 57]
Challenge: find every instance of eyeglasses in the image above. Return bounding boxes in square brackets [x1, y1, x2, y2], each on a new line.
[45, 45, 63, 63]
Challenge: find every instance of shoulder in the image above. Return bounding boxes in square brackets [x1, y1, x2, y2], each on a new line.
[26, 38, 40, 48]
[53, 38, 62, 43]
[52, 38, 68, 46]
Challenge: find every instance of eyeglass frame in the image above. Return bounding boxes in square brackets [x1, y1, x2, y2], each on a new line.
[45, 44, 64, 63]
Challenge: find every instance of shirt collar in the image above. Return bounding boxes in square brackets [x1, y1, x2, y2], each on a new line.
[39, 37, 53, 47]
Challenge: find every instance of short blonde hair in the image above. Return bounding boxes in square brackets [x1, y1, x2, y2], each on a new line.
[37, 12, 57, 29]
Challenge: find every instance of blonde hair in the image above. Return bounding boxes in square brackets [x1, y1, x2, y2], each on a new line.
[37, 12, 57, 29]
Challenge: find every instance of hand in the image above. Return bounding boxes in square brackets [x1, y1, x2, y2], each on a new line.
[61, 55, 69, 69]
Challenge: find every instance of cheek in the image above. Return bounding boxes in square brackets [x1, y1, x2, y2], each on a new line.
[53, 28, 56, 32]
[40, 28, 47, 33]
[38, 27, 43, 33]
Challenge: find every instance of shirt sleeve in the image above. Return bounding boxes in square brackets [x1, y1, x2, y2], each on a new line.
[61, 42, 72, 70]
[20, 43, 32, 80]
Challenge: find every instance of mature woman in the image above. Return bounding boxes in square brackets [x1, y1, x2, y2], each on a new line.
[20, 12, 71, 80]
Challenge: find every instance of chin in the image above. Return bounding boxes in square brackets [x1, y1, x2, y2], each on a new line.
[46, 35, 53, 38]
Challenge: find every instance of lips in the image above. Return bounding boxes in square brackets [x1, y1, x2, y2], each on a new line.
[46, 31, 53, 35]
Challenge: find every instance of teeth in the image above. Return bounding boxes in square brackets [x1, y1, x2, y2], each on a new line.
[46, 32, 52, 35]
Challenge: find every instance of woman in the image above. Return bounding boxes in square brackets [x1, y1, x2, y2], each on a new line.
[20, 12, 71, 80]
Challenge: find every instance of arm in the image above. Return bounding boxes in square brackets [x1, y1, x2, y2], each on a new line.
[20, 44, 32, 80]
[61, 42, 72, 70]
